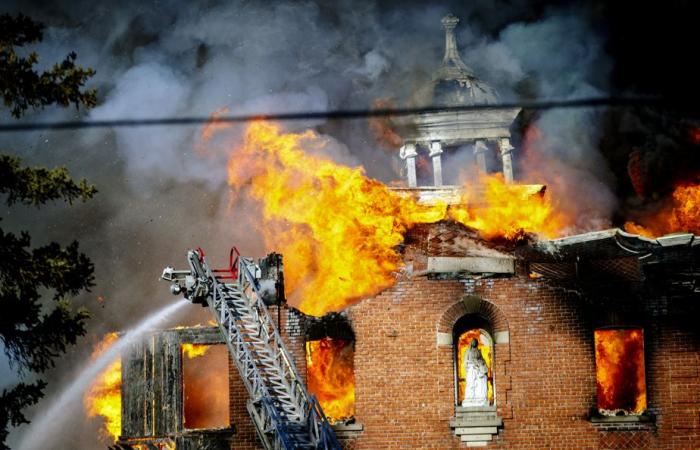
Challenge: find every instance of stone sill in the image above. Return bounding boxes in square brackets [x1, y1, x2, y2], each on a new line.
[590, 414, 654, 424]
[332, 422, 364, 439]
[590, 413, 655, 432]
[456, 406, 498, 413]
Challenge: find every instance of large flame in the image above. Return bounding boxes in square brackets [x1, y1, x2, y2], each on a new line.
[594, 328, 647, 415]
[181, 343, 230, 429]
[84, 332, 122, 442]
[624, 181, 700, 237]
[227, 121, 445, 316]
[223, 121, 567, 315]
[449, 174, 566, 240]
[305, 338, 355, 423]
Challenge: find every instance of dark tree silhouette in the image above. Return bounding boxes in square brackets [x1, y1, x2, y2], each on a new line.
[0, 13, 97, 450]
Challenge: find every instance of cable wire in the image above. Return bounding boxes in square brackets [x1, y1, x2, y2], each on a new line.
[0, 96, 669, 133]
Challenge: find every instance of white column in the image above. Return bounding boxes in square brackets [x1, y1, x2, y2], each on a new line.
[399, 143, 418, 188]
[429, 141, 444, 186]
[474, 140, 488, 175]
[499, 137, 514, 183]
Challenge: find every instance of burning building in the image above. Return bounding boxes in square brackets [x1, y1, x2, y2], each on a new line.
[98, 14, 700, 450]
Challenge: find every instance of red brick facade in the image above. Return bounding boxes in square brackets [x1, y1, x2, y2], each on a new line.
[226, 223, 700, 449]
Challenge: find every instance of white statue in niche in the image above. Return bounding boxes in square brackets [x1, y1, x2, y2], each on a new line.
[462, 338, 489, 407]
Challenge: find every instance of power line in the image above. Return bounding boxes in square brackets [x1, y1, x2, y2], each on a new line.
[0, 96, 669, 133]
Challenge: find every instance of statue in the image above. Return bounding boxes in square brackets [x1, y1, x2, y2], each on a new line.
[462, 338, 489, 407]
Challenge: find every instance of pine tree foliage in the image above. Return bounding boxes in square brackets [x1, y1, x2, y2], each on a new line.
[0, 13, 97, 450]
[0, 13, 97, 118]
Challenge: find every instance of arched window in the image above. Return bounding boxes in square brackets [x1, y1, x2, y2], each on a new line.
[453, 315, 494, 407]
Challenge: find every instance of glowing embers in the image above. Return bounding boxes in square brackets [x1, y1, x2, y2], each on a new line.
[181, 343, 230, 429]
[457, 329, 494, 406]
[594, 328, 647, 415]
[305, 337, 356, 423]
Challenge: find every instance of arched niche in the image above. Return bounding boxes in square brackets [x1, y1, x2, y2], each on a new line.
[453, 314, 495, 407]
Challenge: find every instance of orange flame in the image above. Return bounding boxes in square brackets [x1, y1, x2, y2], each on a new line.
[182, 343, 210, 359]
[227, 121, 445, 316]
[223, 121, 569, 315]
[594, 329, 646, 415]
[84, 332, 121, 442]
[129, 443, 175, 450]
[624, 182, 700, 237]
[449, 173, 566, 240]
[306, 338, 355, 423]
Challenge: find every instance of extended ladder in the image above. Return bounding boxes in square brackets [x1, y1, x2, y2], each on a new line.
[162, 249, 340, 450]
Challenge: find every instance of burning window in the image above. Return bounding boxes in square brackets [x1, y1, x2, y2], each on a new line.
[594, 328, 647, 415]
[305, 337, 356, 423]
[456, 328, 494, 406]
[181, 343, 230, 429]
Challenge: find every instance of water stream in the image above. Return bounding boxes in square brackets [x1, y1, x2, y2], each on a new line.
[16, 299, 189, 450]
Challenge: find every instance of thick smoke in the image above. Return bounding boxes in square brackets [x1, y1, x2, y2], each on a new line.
[0, 1, 616, 448]
[454, 9, 616, 231]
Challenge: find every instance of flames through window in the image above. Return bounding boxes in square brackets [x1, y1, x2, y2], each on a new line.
[304, 313, 356, 423]
[594, 328, 647, 415]
[181, 343, 230, 429]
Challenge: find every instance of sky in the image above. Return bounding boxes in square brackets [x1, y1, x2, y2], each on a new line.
[1, 0, 699, 448]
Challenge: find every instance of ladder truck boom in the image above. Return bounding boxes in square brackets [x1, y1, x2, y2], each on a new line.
[161, 248, 341, 450]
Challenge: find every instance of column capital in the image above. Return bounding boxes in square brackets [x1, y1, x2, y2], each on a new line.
[499, 137, 514, 155]
[399, 143, 418, 159]
[428, 141, 443, 157]
[474, 140, 488, 154]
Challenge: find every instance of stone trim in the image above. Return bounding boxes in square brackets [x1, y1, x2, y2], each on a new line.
[332, 422, 364, 439]
[590, 414, 655, 432]
[439, 296, 511, 445]
[437, 296, 509, 336]
[450, 407, 502, 446]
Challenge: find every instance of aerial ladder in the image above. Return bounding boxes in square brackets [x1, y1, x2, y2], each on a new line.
[161, 249, 341, 450]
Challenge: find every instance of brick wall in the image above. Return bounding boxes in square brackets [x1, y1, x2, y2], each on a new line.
[226, 223, 700, 449]
[228, 353, 260, 450]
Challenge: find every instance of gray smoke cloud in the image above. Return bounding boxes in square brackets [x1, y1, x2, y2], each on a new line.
[454, 10, 617, 231]
[0, 1, 614, 448]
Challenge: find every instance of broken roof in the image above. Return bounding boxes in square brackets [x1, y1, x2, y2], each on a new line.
[521, 228, 699, 262]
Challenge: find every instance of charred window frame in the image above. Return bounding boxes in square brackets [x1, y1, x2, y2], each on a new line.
[119, 327, 234, 448]
[452, 314, 495, 407]
[593, 327, 648, 417]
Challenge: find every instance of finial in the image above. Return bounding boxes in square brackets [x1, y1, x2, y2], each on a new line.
[440, 13, 469, 72]
[441, 13, 459, 31]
